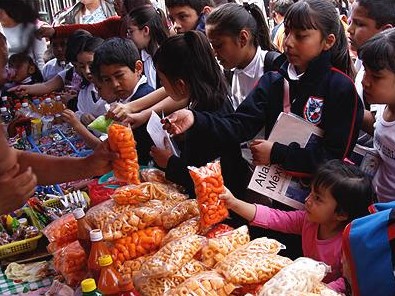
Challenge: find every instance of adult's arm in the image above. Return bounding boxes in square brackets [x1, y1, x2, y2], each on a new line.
[8, 75, 64, 96]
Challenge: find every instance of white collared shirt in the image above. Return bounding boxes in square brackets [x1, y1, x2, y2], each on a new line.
[287, 63, 305, 80]
[121, 75, 148, 103]
[231, 46, 268, 110]
[42, 58, 72, 81]
[141, 50, 156, 89]
[76, 83, 107, 119]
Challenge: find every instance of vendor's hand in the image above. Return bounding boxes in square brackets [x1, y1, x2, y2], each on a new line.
[106, 102, 130, 121]
[162, 109, 194, 135]
[85, 140, 118, 176]
[62, 109, 80, 128]
[80, 113, 95, 126]
[123, 111, 150, 129]
[7, 85, 31, 98]
[0, 164, 37, 214]
[35, 25, 55, 39]
[219, 186, 238, 210]
[250, 139, 273, 166]
[150, 138, 173, 168]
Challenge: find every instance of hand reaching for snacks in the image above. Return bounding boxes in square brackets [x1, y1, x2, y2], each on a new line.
[161, 109, 194, 135]
[220, 187, 257, 222]
[249, 139, 274, 166]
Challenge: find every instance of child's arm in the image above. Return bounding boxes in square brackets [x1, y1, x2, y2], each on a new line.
[362, 109, 375, 136]
[62, 109, 101, 149]
[7, 75, 64, 96]
[220, 187, 257, 222]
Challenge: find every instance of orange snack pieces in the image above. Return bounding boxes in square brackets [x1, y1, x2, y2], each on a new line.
[111, 227, 166, 267]
[112, 185, 149, 205]
[108, 123, 140, 184]
[188, 161, 228, 229]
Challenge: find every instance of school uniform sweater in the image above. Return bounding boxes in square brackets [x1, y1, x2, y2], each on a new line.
[188, 51, 363, 181]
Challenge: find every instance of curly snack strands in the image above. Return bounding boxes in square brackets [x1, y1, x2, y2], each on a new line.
[119, 255, 152, 278]
[201, 225, 250, 268]
[134, 259, 206, 296]
[108, 123, 140, 184]
[111, 227, 166, 266]
[112, 185, 150, 205]
[188, 161, 228, 229]
[164, 271, 236, 296]
[215, 237, 291, 285]
[161, 217, 200, 246]
[141, 234, 205, 277]
[259, 258, 330, 296]
[161, 199, 200, 229]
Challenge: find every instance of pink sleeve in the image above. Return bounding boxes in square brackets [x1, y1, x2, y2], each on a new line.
[326, 277, 346, 294]
[250, 204, 305, 235]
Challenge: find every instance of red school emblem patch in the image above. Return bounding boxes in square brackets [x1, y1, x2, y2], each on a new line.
[304, 96, 324, 124]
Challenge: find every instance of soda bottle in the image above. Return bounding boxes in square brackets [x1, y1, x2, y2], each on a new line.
[81, 278, 103, 296]
[97, 255, 120, 295]
[53, 95, 65, 114]
[73, 208, 92, 254]
[88, 229, 110, 282]
[31, 98, 42, 117]
[0, 106, 12, 138]
[17, 102, 33, 117]
[41, 97, 54, 116]
[1, 96, 10, 110]
[41, 98, 54, 135]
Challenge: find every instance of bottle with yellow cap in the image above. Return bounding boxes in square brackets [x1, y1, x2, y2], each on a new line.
[97, 255, 120, 295]
[81, 278, 103, 296]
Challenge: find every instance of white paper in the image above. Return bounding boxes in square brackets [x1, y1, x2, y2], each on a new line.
[146, 111, 180, 157]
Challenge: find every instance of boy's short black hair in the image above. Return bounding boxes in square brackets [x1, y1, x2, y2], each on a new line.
[272, 0, 294, 16]
[165, 0, 215, 14]
[90, 37, 141, 78]
[357, 0, 395, 28]
[312, 159, 374, 223]
[359, 28, 395, 74]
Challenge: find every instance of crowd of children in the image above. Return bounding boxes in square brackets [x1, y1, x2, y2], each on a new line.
[1, 0, 395, 294]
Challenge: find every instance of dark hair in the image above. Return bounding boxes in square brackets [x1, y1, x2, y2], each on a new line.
[65, 30, 93, 63]
[91, 37, 141, 78]
[284, 0, 354, 77]
[0, 0, 38, 24]
[123, 0, 152, 14]
[0, 33, 7, 68]
[127, 5, 169, 56]
[79, 36, 104, 54]
[312, 159, 374, 223]
[8, 53, 43, 83]
[206, 2, 275, 50]
[165, 0, 215, 14]
[153, 30, 229, 111]
[272, 0, 294, 16]
[356, 0, 395, 28]
[358, 28, 395, 74]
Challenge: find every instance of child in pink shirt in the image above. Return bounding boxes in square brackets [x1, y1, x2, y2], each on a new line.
[220, 159, 374, 293]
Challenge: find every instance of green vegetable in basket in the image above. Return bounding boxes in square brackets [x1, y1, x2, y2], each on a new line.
[6, 215, 19, 233]
[87, 115, 113, 133]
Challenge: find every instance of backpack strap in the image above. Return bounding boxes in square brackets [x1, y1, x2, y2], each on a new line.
[264, 51, 287, 73]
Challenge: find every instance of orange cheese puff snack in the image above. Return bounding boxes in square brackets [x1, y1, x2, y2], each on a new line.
[201, 225, 250, 268]
[119, 254, 152, 277]
[112, 185, 150, 205]
[161, 199, 200, 229]
[42, 213, 77, 253]
[164, 271, 237, 296]
[140, 234, 205, 277]
[108, 123, 140, 184]
[188, 161, 228, 229]
[53, 241, 88, 287]
[134, 259, 206, 296]
[161, 217, 200, 246]
[110, 227, 166, 266]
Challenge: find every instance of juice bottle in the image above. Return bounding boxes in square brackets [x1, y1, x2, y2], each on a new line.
[81, 278, 103, 296]
[53, 95, 65, 114]
[41, 97, 54, 116]
[73, 208, 92, 254]
[88, 229, 110, 282]
[97, 255, 120, 295]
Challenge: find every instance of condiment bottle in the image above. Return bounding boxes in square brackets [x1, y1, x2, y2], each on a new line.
[88, 229, 110, 281]
[73, 208, 92, 254]
[81, 278, 103, 296]
[97, 255, 120, 295]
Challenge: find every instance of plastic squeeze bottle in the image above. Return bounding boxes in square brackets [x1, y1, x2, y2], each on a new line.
[88, 229, 110, 282]
[81, 278, 103, 296]
[73, 208, 92, 254]
[97, 255, 120, 295]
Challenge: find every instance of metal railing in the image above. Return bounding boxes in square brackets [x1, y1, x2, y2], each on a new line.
[29, 0, 77, 24]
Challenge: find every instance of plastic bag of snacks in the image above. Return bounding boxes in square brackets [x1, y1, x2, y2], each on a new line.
[111, 227, 166, 266]
[42, 213, 77, 253]
[112, 185, 150, 205]
[137, 182, 187, 201]
[140, 234, 205, 277]
[85, 200, 120, 229]
[161, 199, 200, 230]
[53, 241, 88, 287]
[161, 217, 200, 246]
[201, 225, 250, 268]
[188, 161, 228, 229]
[119, 254, 153, 278]
[259, 257, 330, 296]
[140, 168, 185, 192]
[215, 237, 291, 285]
[108, 123, 140, 184]
[134, 259, 206, 296]
[164, 271, 237, 296]
[205, 224, 234, 238]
